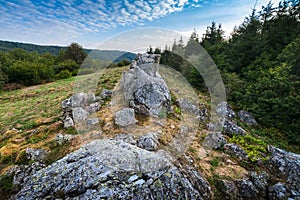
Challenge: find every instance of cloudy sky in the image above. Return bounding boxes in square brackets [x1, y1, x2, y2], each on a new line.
[0, 0, 281, 49]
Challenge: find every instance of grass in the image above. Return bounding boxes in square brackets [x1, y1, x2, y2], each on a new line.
[0, 77, 75, 172]
[0, 66, 129, 174]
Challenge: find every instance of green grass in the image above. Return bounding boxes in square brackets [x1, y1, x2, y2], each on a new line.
[0, 77, 75, 132]
[229, 134, 269, 162]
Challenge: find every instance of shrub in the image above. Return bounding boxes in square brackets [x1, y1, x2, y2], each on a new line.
[55, 70, 72, 80]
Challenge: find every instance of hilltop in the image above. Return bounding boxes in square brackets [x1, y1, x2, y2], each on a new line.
[0, 54, 299, 199]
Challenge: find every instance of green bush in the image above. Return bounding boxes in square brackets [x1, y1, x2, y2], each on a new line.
[55, 70, 72, 80]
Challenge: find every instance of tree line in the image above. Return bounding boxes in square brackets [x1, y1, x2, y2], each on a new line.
[158, 0, 300, 149]
[0, 43, 131, 90]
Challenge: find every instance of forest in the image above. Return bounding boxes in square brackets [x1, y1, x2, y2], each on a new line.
[159, 0, 300, 152]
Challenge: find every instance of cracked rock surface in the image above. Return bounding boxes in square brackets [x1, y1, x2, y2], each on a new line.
[15, 139, 211, 200]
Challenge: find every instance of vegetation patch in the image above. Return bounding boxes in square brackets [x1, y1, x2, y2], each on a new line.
[229, 135, 269, 162]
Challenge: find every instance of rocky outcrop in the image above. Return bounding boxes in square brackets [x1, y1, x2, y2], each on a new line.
[6, 162, 46, 192]
[120, 53, 171, 116]
[267, 146, 300, 199]
[15, 139, 211, 199]
[219, 171, 269, 199]
[223, 119, 246, 136]
[208, 101, 246, 136]
[238, 110, 257, 126]
[62, 92, 102, 129]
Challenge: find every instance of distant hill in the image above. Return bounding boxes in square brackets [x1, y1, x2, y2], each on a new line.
[0, 40, 136, 62]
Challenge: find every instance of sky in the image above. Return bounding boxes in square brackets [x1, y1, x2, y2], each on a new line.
[0, 0, 281, 49]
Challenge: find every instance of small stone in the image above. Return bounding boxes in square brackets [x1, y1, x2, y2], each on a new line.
[86, 117, 99, 126]
[100, 89, 113, 99]
[114, 108, 137, 127]
[216, 101, 236, 119]
[128, 175, 139, 183]
[224, 143, 248, 161]
[137, 132, 160, 151]
[202, 132, 227, 149]
[238, 110, 257, 126]
[63, 116, 74, 128]
[26, 148, 48, 162]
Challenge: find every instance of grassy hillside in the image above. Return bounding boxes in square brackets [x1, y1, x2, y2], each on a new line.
[0, 67, 127, 174]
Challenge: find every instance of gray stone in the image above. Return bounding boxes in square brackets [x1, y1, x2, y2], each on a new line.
[238, 110, 258, 126]
[86, 102, 101, 113]
[236, 179, 260, 198]
[268, 146, 300, 191]
[55, 133, 74, 145]
[86, 93, 96, 103]
[11, 162, 46, 191]
[250, 171, 269, 197]
[71, 92, 88, 108]
[216, 101, 236, 119]
[15, 139, 211, 199]
[86, 117, 99, 126]
[202, 132, 227, 149]
[268, 183, 300, 200]
[62, 98, 72, 112]
[72, 107, 89, 123]
[100, 89, 113, 99]
[114, 134, 136, 145]
[63, 115, 74, 128]
[134, 83, 170, 116]
[223, 119, 246, 136]
[137, 53, 161, 65]
[176, 98, 206, 120]
[120, 53, 171, 116]
[224, 143, 248, 160]
[26, 148, 48, 162]
[137, 132, 160, 151]
[114, 108, 137, 127]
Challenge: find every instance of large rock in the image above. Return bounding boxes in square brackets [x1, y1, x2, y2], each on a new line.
[238, 110, 257, 126]
[268, 182, 300, 199]
[120, 53, 171, 116]
[15, 139, 211, 199]
[114, 108, 137, 127]
[134, 83, 170, 115]
[218, 171, 269, 199]
[208, 102, 246, 136]
[10, 162, 46, 192]
[268, 146, 300, 192]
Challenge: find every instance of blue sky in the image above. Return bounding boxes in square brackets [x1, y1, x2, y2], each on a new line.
[0, 0, 280, 49]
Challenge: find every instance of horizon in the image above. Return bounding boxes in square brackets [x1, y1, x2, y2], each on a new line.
[1, 0, 281, 49]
